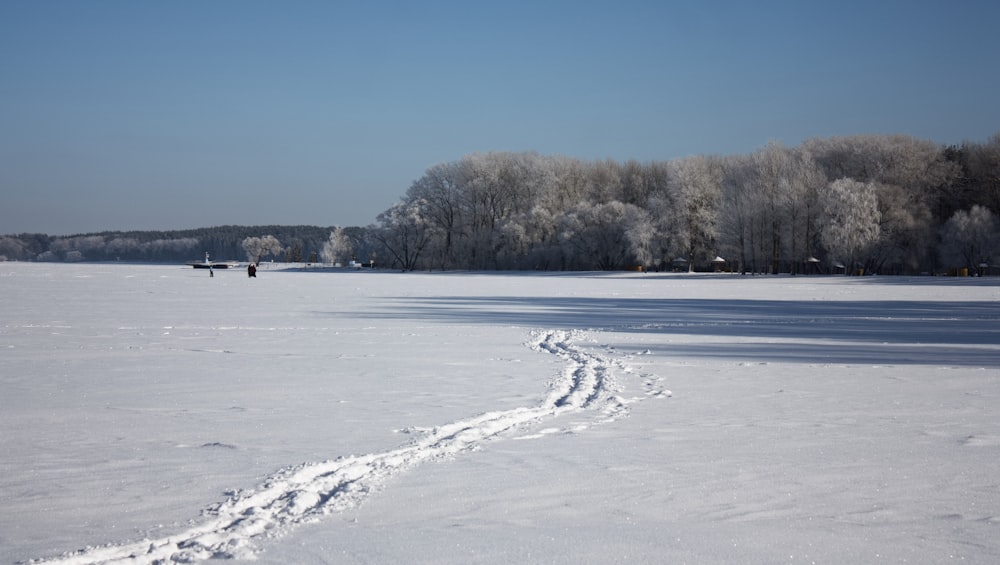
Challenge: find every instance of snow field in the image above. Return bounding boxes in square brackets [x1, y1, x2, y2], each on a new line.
[1, 264, 999, 564]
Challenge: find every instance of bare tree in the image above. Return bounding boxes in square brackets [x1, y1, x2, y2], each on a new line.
[406, 161, 466, 269]
[962, 133, 1000, 216]
[370, 200, 438, 271]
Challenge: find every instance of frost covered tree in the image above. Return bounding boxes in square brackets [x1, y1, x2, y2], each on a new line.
[242, 235, 283, 264]
[804, 134, 958, 273]
[750, 143, 790, 273]
[782, 148, 825, 274]
[497, 205, 563, 270]
[320, 227, 353, 265]
[869, 182, 934, 274]
[461, 152, 539, 269]
[362, 133, 993, 274]
[820, 178, 881, 274]
[557, 201, 651, 270]
[938, 205, 999, 272]
[718, 149, 789, 274]
[623, 205, 656, 268]
[668, 155, 722, 271]
[717, 154, 755, 274]
[0, 236, 30, 261]
[741, 142, 825, 274]
[50, 235, 106, 260]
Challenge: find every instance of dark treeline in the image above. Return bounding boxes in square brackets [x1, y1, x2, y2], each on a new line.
[4, 133, 999, 274]
[0, 225, 357, 265]
[369, 133, 1000, 274]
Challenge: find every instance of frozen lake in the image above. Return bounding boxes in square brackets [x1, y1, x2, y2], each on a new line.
[2, 263, 999, 564]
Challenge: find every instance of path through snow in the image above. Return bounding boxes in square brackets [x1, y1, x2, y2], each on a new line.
[32, 329, 669, 564]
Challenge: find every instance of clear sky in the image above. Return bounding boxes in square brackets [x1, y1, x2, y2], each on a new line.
[2, 0, 998, 235]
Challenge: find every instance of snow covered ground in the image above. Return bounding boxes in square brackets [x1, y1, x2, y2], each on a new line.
[2, 263, 999, 564]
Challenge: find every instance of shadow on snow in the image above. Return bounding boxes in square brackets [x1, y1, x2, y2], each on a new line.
[346, 296, 1000, 368]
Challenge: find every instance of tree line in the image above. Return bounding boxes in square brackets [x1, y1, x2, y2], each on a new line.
[0, 225, 346, 264]
[3, 133, 998, 274]
[368, 133, 1000, 274]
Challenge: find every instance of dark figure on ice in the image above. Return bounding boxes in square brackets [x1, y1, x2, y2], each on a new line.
[248, 263, 257, 278]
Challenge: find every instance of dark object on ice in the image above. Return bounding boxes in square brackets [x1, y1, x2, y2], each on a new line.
[189, 261, 239, 269]
[248, 263, 257, 278]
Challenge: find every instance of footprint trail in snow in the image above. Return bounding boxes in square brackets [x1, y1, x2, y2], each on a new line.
[33, 329, 670, 564]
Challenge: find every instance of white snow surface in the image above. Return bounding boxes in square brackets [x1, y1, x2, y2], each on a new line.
[2, 263, 999, 564]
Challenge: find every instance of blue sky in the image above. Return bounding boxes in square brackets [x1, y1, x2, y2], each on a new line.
[2, 0, 998, 235]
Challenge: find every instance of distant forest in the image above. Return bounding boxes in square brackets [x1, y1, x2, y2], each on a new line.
[0, 225, 374, 266]
[3, 133, 999, 274]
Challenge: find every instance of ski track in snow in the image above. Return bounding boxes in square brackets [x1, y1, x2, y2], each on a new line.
[31, 329, 669, 565]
